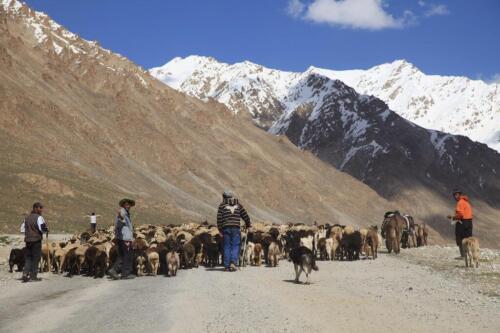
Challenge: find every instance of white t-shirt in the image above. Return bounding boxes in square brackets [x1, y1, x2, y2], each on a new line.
[90, 215, 97, 224]
[20, 220, 25, 233]
[37, 216, 46, 231]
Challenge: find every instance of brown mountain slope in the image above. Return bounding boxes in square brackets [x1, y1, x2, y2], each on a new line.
[0, 2, 396, 235]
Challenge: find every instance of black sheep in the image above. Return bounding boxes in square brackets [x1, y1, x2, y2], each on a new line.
[340, 231, 362, 261]
[9, 248, 26, 272]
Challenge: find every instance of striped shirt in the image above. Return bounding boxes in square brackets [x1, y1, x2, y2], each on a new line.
[217, 198, 251, 230]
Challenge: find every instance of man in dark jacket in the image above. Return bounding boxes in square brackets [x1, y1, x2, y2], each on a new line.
[108, 198, 135, 280]
[22, 202, 49, 282]
[217, 191, 251, 271]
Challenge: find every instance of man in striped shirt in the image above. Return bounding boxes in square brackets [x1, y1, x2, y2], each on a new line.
[217, 191, 251, 271]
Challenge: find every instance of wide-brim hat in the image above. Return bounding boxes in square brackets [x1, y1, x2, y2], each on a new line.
[119, 198, 136, 207]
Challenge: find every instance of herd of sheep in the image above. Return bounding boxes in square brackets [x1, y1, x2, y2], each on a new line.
[8, 211, 435, 279]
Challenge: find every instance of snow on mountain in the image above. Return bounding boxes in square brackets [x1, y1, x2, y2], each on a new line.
[151, 56, 500, 152]
[310, 60, 500, 152]
[0, 0, 150, 86]
[151, 56, 500, 208]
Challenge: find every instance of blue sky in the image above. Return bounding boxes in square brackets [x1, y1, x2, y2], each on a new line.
[24, 0, 500, 81]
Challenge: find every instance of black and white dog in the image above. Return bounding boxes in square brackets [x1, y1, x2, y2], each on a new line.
[289, 246, 318, 284]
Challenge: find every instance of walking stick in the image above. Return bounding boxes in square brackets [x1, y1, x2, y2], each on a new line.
[240, 228, 249, 268]
[46, 232, 51, 273]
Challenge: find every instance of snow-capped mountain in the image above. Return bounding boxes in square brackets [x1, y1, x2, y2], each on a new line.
[150, 56, 500, 152]
[151, 56, 500, 207]
[311, 61, 500, 152]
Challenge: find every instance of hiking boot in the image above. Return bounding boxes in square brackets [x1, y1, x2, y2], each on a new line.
[108, 269, 120, 280]
[121, 274, 135, 280]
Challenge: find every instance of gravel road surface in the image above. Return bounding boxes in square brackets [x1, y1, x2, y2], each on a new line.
[1, 245, 499, 333]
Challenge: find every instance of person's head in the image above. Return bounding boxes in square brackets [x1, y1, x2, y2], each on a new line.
[222, 190, 234, 199]
[32, 202, 44, 215]
[119, 198, 135, 211]
[452, 189, 462, 201]
[91, 212, 95, 216]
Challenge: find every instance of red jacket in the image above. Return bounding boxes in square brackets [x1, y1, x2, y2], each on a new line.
[454, 195, 473, 220]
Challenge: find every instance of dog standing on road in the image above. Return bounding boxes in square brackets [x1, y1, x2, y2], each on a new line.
[289, 246, 318, 284]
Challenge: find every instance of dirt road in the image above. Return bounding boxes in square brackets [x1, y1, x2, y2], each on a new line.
[0, 246, 499, 333]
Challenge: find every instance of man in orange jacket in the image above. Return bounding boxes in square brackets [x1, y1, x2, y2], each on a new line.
[447, 189, 473, 258]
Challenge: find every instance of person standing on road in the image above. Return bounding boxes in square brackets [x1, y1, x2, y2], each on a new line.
[108, 199, 135, 280]
[447, 189, 473, 258]
[22, 202, 49, 283]
[85, 212, 101, 234]
[217, 191, 251, 272]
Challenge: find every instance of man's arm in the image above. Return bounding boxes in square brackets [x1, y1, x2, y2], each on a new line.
[240, 205, 251, 228]
[217, 205, 223, 232]
[37, 216, 49, 233]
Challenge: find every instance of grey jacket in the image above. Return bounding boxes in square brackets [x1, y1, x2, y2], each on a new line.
[115, 208, 133, 241]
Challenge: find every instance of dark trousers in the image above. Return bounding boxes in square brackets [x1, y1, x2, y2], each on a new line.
[23, 241, 42, 277]
[223, 227, 241, 268]
[90, 223, 96, 233]
[111, 240, 133, 276]
[455, 219, 473, 255]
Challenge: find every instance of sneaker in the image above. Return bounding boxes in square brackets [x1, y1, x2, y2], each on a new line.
[225, 267, 231, 272]
[31, 277, 42, 282]
[121, 275, 135, 280]
[230, 263, 237, 272]
[21, 275, 30, 283]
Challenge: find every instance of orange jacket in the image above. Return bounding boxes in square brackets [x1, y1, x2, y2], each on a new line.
[454, 195, 473, 220]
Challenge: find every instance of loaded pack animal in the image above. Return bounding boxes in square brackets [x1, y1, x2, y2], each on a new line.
[381, 211, 405, 254]
[400, 214, 417, 248]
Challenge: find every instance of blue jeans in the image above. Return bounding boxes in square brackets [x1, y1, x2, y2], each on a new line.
[223, 227, 241, 268]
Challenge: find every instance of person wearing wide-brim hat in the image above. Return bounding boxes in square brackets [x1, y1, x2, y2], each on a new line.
[109, 198, 135, 280]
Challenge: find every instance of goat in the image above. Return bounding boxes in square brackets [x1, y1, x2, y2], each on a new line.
[462, 237, 480, 268]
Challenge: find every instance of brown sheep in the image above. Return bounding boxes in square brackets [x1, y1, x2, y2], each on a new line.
[462, 237, 480, 268]
[254, 243, 263, 266]
[416, 224, 429, 246]
[146, 248, 160, 276]
[329, 227, 342, 260]
[268, 242, 280, 267]
[364, 229, 379, 259]
[134, 250, 147, 277]
[166, 250, 179, 276]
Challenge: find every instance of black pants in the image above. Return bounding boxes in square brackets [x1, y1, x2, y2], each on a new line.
[111, 240, 133, 276]
[455, 219, 473, 246]
[23, 241, 42, 277]
[90, 223, 96, 233]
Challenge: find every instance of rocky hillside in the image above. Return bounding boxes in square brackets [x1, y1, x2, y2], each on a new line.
[0, 0, 392, 234]
[151, 56, 500, 246]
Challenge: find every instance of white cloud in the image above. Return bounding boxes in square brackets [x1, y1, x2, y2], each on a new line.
[289, 0, 412, 30]
[425, 3, 449, 17]
[287, 0, 306, 18]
